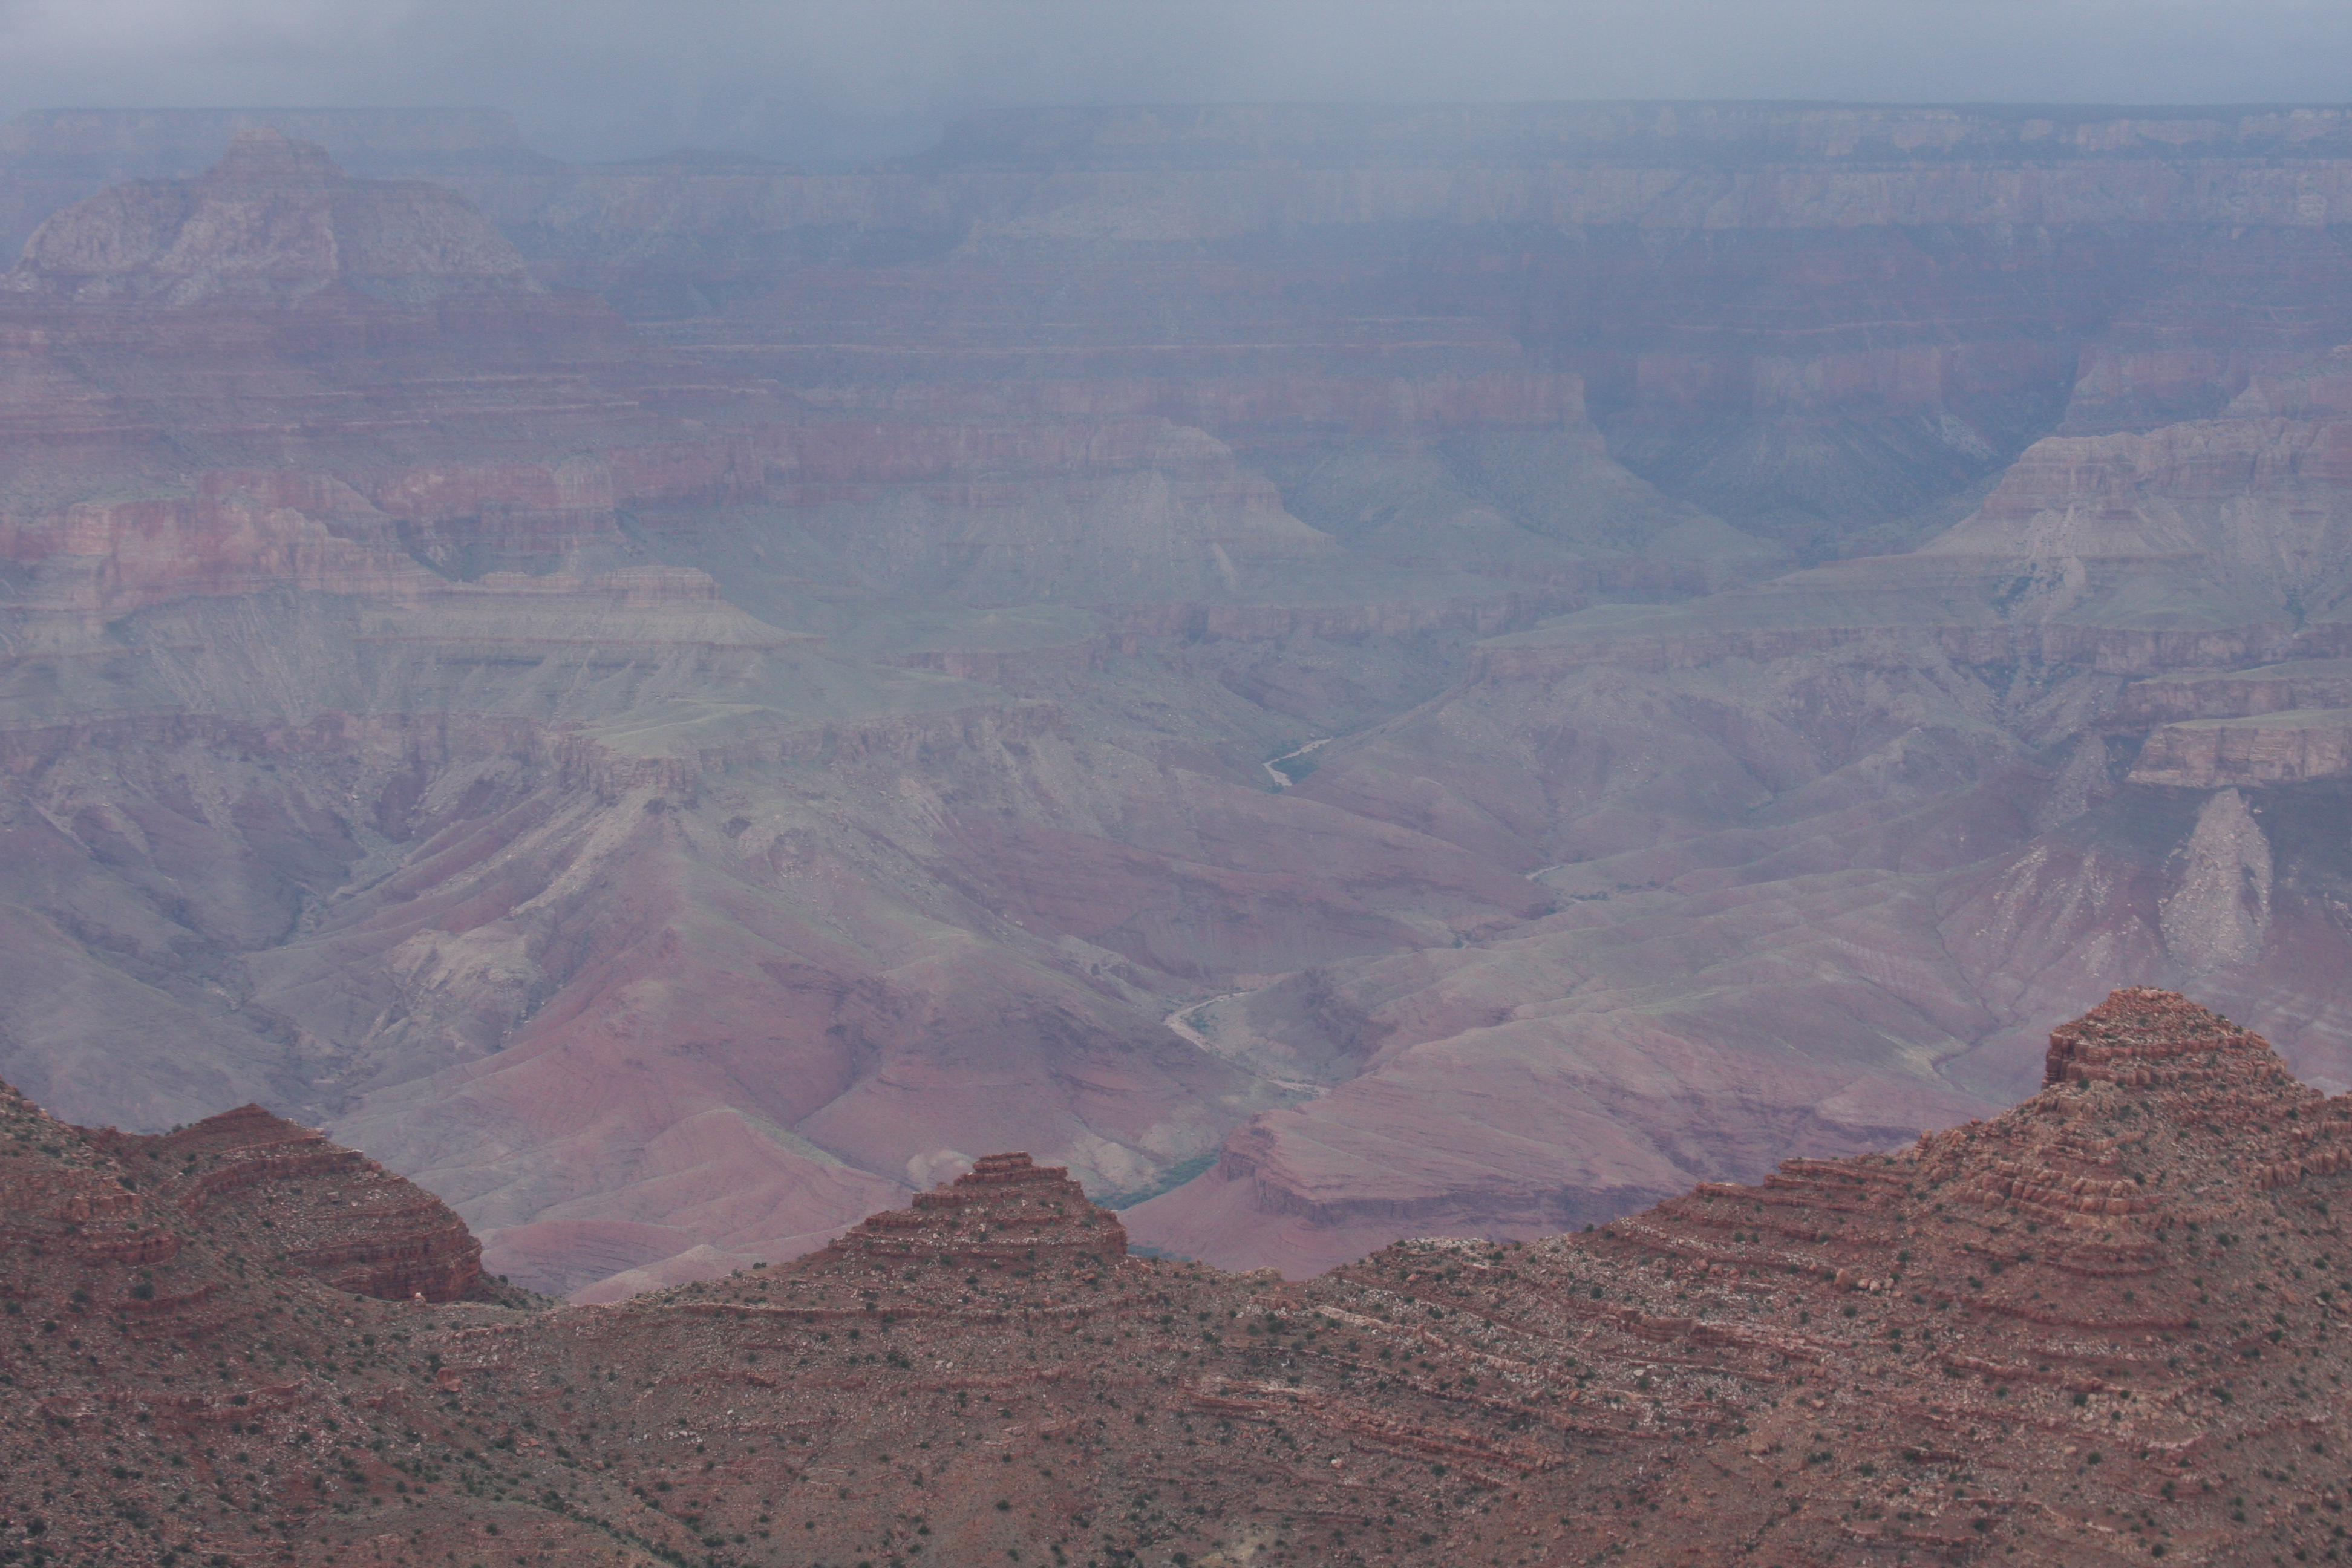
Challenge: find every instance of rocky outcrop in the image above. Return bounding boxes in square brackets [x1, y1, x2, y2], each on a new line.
[2129, 708, 2352, 786]
[2111, 657, 2352, 724]
[0, 1078, 481, 1302]
[796, 1152, 1128, 1300]
[90, 1100, 483, 1301]
[13, 992, 2352, 1567]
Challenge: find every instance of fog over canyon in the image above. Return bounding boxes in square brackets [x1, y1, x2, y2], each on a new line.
[7, 101, 2352, 1302]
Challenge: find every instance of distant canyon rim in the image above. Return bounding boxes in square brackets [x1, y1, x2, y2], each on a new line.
[5, 102, 2352, 1299]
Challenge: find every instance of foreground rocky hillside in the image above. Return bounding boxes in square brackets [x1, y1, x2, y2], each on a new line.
[5, 990, 2351, 1566]
[15, 104, 2352, 1293]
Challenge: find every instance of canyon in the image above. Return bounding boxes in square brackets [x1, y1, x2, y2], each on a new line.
[8, 104, 2352, 1298]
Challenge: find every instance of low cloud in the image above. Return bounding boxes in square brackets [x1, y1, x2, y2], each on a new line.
[2, 0, 2348, 165]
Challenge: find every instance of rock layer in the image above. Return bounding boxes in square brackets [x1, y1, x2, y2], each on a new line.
[11, 991, 2352, 1565]
[19, 105, 2352, 1296]
[90, 1101, 486, 1301]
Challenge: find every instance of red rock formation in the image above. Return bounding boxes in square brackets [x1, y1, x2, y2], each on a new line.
[13, 991, 2352, 1566]
[2127, 708, 2352, 787]
[87, 1100, 484, 1301]
[802, 1152, 1128, 1294]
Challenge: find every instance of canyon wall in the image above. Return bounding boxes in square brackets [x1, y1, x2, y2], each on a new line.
[11, 104, 2352, 1292]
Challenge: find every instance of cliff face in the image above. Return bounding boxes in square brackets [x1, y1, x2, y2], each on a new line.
[436, 102, 2352, 552]
[22, 104, 2351, 547]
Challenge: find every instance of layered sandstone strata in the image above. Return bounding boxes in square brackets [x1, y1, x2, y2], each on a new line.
[1, 1080, 483, 1302]
[8, 992, 2352, 1566]
[90, 1102, 485, 1301]
[19, 100, 2352, 1305]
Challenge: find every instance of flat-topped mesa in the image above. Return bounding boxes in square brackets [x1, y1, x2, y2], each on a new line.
[200, 124, 344, 186]
[817, 1152, 1129, 1282]
[952, 1150, 1080, 1187]
[2042, 985, 2290, 1091]
[1, 125, 549, 309]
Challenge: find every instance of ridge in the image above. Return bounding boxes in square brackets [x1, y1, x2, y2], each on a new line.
[8, 993, 2352, 1564]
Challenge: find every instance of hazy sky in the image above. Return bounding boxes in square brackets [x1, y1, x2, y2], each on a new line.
[1, 0, 2348, 164]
